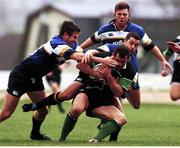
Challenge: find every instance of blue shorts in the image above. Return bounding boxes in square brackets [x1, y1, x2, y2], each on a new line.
[7, 71, 44, 97]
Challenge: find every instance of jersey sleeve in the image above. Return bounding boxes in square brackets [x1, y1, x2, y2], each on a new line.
[141, 33, 155, 51]
[96, 44, 119, 53]
[129, 23, 155, 51]
[43, 41, 77, 60]
[90, 31, 101, 43]
[90, 24, 110, 43]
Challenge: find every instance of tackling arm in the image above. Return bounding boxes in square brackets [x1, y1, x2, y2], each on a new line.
[76, 63, 102, 79]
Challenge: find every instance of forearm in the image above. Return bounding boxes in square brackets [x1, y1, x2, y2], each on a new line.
[76, 63, 101, 78]
[106, 75, 123, 97]
[151, 46, 167, 62]
[80, 38, 94, 49]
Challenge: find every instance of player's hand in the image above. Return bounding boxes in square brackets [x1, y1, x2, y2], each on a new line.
[166, 41, 180, 54]
[161, 61, 173, 77]
[96, 64, 112, 79]
[103, 57, 118, 67]
[81, 50, 93, 63]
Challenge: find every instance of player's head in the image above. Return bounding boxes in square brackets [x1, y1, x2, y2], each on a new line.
[112, 45, 130, 69]
[123, 32, 140, 53]
[59, 21, 80, 44]
[114, 2, 130, 27]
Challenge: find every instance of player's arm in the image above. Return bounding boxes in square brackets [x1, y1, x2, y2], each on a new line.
[166, 41, 180, 54]
[80, 31, 100, 48]
[69, 52, 118, 67]
[141, 31, 172, 76]
[151, 46, 173, 76]
[76, 63, 102, 79]
[98, 65, 123, 97]
[80, 38, 94, 49]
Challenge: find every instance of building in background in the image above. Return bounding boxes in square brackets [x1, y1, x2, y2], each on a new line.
[0, 0, 180, 72]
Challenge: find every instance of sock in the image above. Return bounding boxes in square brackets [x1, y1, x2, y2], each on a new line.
[109, 127, 120, 141]
[34, 93, 60, 110]
[31, 116, 43, 135]
[94, 120, 122, 141]
[97, 119, 108, 129]
[59, 113, 77, 141]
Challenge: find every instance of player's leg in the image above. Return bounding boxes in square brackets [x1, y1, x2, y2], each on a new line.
[0, 92, 20, 122]
[97, 97, 124, 141]
[89, 105, 127, 142]
[59, 92, 89, 141]
[170, 83, 180, 101]
[27, 90, 51, 141]
[170, 61, 180, 101]
[22, 81, 83, 112]
[0, 71, 25, 122]
[109, 97, 125, 141]
[127, 89, 141, 109]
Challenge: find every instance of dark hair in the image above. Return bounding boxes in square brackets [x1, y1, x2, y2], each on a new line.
[114, 45, 130, 59]
[59, 21, 80, 36]
[115, 2, 130, 12]
[125, 32, 140, 41]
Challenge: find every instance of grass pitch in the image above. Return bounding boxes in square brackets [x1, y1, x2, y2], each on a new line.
[0, 99, 180, 146]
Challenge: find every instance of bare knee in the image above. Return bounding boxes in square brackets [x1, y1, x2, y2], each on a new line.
[58, 92, 73, 101]
[116, 113, 127, 125]
[70, 106, 84, 118]
[170, 94, 180, 101]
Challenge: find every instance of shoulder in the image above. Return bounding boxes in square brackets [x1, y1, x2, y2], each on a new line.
[126, 22, 145, 38]
[98, 23, 115, 34]
[50, 35, 67, 46]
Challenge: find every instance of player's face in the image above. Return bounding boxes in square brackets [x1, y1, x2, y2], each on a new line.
[64, 32, 79, 46]
[124, 37, 140, 53]
[113, 54, 129, 69]
[114, 9, 130, 27]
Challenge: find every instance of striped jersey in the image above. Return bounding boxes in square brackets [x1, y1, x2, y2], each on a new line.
[96, 43, 140, 72]
[91, 21, 155, 52]
[13, 35, 83, 77]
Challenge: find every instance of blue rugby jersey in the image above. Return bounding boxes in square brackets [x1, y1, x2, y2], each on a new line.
[91, 21, 155, 52]
[13, 35, 83, 77]
[96, 44, 140, 72]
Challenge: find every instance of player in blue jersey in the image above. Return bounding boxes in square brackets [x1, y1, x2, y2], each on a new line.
[59, 45, 134, 142]
[163, 36, 180, 101]
[0, 20, 116, 141]
[22, 32, 140, 112]
[81, 1, 172, 110]
[22, 32, 140, 142]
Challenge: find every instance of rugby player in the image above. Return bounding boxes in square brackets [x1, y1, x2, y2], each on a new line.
[22, 32, 141, 141]
[0, 20, 115, 141]
[81, 1, 172, 109]
[163, 36, 180, 101]
[59, 45, 134, 143]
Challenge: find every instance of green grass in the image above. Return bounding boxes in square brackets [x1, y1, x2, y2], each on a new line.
[0, 100, 180, 146]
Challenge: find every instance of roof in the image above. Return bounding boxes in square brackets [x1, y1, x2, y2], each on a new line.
[51, 0, 180, 19]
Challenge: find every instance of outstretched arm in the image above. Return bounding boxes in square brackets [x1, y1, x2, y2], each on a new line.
[151, 46, 173, 76]
[69, 52, 118, 67]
